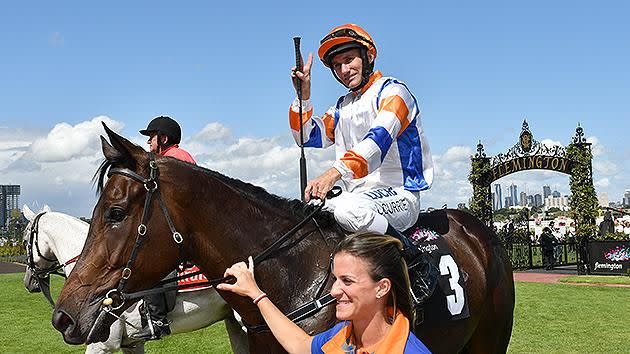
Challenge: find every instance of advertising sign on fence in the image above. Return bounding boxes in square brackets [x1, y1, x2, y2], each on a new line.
[588, 241, 630, 275]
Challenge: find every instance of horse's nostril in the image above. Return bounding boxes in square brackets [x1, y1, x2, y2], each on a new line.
[52, 309, 75, 333]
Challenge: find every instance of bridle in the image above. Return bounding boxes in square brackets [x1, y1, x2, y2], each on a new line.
[101, 153, 186, 310]
[25, 211, 80, 307]
[99, 153, 338, 332]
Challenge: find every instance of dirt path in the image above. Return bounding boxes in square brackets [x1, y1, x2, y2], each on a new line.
[0, 262, 26, 274]
[514, 271, 630, 288]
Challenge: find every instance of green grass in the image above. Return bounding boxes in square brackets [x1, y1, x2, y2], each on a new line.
[2, 272, 629, 353]
[509, 282, 630, 353]
[0, 273, 231, 354]
[559, 275, 630, 285]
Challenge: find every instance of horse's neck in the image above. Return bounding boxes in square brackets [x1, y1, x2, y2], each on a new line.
[43, 213, 89, 274]
[180, 170, 297, 246]
[169, 169, 339, 329]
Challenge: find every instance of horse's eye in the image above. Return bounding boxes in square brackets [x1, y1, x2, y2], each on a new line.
[105, 207, 126, 223]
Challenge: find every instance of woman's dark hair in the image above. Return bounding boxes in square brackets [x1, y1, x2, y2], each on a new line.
[333, 232, 414, 327]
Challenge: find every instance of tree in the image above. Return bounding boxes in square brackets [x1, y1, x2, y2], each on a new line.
[7, 209, 25, 241]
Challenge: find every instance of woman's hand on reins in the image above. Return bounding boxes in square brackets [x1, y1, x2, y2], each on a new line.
[216, 256, 263, 300]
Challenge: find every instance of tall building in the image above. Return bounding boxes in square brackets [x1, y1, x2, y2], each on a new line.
[534, 194, 543, 207]
[505, 196, 512, 208]
[552, 190, 561, 198]
[527, 195, 534, 206]
[0, 185, 20, 229]
[624, 190, 630, 207]
[519, 191, 528, 207]
[509, 183, 518, 207]
[543, 185, 551, 199]
[493, 184, 503, 210]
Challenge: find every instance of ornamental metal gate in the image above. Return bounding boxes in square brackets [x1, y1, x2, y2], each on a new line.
[470, 120, 595, 274]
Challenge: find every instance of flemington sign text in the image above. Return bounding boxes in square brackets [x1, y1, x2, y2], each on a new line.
[491, 155, 573, 180]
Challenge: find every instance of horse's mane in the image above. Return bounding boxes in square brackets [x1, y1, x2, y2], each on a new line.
[93, 156, 337, 227]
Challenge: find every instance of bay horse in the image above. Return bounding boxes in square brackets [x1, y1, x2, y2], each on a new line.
[21, 206, 249, 354]
[52, 124, 514, 353]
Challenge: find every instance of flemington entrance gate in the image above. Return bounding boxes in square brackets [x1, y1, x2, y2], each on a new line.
[468, 120, 599, 273]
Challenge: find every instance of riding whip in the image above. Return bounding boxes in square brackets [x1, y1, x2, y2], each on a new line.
[293, 36, 308, 202]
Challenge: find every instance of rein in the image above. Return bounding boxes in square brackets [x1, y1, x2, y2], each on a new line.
[101, 154, 339, 330]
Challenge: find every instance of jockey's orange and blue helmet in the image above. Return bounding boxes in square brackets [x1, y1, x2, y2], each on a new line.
[318, 24, 377, 91]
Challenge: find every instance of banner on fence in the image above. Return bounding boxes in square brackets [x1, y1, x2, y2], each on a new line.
[588, 241, 630, 275]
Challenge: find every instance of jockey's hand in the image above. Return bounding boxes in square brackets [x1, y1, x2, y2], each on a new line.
[304, 168, 341, 202]
[216, 256, 262, 300]
[290, 53, 313, 100]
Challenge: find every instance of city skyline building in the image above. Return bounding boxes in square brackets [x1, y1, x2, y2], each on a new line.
[493, 184, 503, 210]
[519, 191, 528, 207]
[0, 185, 20, 229]
[598, 192, 609, 208]
[543, 185, 551, 199]
[509, 183, 518, 207]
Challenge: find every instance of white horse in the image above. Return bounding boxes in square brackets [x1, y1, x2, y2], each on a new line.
[22, 205, 248, 354]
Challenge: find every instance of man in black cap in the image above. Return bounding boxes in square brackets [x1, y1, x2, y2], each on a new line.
[139, 115, 195, 164]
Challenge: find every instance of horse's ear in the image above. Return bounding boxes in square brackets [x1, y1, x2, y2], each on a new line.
[101, 122, 146, 164]
[101, 135, 121, 162]
[22, 205, 35, 221]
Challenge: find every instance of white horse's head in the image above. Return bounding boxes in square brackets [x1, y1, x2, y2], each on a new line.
[22, 205, 57, 295]
[22, 205, 88, 299]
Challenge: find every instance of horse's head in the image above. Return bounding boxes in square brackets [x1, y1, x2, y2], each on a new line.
[22, 204, 55, 294]
[52, 123, 185, 344]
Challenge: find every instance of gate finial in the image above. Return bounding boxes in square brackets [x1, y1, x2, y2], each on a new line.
[475, 140, 486, 158]
[572, 123, 585, 144]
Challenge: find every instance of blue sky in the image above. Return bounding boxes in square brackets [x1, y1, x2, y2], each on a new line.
[1, 1, 629, 216]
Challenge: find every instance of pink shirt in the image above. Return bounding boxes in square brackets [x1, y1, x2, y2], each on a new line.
[161, 145, 196, 165]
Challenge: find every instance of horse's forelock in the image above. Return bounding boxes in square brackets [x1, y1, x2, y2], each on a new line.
[92, 159, 113, 195]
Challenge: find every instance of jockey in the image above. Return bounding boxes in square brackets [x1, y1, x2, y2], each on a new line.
[290, 24, 435, 305]
[132, 116, 195, 340]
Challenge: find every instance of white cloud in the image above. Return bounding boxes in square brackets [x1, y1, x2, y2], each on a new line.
[441, 146, 473, 163]
[190, 122, 231, 143]
[593, 160, 618, 175]
[28, 116, 123, 163]
[587, 136, 605, 157]
[595, 178, 610, 188]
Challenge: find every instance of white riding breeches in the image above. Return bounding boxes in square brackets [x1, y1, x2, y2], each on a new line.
[324, 186, 421, 234]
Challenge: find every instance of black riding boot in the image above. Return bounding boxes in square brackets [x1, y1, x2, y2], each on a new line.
[385, 225, 437, 306]
[131, 292, 171, 340]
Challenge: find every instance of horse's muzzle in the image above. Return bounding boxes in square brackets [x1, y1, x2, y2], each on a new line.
[23, 268, 42, 293]
[52, 309, 84, 344]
